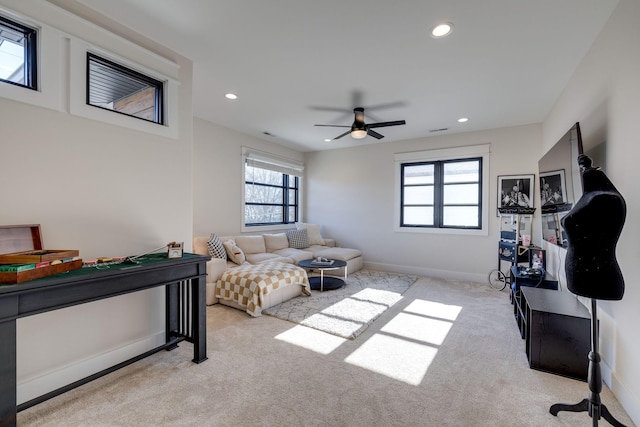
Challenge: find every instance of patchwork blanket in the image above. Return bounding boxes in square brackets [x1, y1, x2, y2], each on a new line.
[215, 262, 311, 317]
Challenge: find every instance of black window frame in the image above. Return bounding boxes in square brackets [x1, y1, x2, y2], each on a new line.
[0, 15, 38, 90]
[244, 167, 300, 227]
[86, 52, 165, 125]
[400, 157, 483, 230]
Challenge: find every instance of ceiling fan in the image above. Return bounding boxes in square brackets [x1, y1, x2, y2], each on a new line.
[315, 107, 406, 141]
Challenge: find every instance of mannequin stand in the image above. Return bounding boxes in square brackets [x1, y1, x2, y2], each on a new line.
[550, 299, 626, 427]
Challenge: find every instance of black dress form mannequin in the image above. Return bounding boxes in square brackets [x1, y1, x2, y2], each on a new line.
[562, 155, 626, 300]
[550, 155, 627, 427]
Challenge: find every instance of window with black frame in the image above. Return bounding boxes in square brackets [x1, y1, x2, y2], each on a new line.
[401, 158, 482, 229]
[86, 53, 164, 124]
[0, 15, 37, 90]
[244, 156, 301, 227]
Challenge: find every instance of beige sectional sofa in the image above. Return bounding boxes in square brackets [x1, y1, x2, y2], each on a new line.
[192, 232, 363, 308]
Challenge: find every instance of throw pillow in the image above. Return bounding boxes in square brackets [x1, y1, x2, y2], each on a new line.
[286, 228, 310, 249]
[296, 223, 325, 245]
[223, 240, 246, 264]
[206, 233, 227, 259]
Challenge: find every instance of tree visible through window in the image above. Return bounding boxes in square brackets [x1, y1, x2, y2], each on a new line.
[0, 15, 37, 90]
[401, 158, 482, 229]
[245, 162, 299, 226]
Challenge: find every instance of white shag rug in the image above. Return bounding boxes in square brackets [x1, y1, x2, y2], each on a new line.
[263, 269, 418, 339]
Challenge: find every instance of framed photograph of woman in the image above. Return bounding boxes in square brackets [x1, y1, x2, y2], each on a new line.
[497, 174, 534, 214]
[540, 170, 567, 206]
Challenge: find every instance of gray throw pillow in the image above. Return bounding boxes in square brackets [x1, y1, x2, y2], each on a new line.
[286, 228, 310, 249]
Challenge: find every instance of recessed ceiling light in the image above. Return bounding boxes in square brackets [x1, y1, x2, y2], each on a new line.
[225, 93, 238, 100]
[431, 23, 454, 38]
[324, 138, 332, 142]
[458, 117, 469, 123]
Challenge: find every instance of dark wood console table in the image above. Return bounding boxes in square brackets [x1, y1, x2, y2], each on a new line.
[0, 253, 210, 427]
[510, 265, 558, 338]
[520, 287, 591, 381]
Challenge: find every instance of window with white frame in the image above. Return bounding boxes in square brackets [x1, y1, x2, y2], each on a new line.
[243, 148, 303, 228]
[0, 14, 37, 90]
[401, 158, 482, 228]
[395, 144, 490, 234]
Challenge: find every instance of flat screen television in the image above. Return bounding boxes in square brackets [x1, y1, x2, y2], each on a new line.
[538, 122, 584, 247]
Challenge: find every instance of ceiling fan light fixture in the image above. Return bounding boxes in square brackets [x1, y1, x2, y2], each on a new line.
[431, 22, 454, 38]
[351, 129, 367, 139]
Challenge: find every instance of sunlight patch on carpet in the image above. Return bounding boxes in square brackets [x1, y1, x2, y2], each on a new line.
[381, 312, 453, 346]
[263, 270, 417, 339]
[345, 334, 437, 385]
[345, 298, 461, 385]
[275, 325, 347, 354]
[404, 299, 462, 321]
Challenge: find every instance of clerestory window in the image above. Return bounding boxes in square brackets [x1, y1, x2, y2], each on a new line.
[87, 53, 164, 125]
[0, 15, 37, 90]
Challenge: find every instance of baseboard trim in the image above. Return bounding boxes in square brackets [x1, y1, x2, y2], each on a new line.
[363, 261, 487, 283]
[17, 332, 165, 405]
[609, 370, 640, 426]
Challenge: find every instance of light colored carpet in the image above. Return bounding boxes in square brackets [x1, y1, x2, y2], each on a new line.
[263, 269, 417, 339]
[18, 275, 636, 427]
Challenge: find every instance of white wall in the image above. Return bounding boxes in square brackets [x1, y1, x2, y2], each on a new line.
[542, 0, 640, 423]
[304, 124, 542, 282]
[193, 117, 304, 236]
[0, 1, 193, 403]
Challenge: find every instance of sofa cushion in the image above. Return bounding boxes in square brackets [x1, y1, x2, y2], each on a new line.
[245, 252, 290, 265]
[223, 240, 246, 264]
[286, 228, 310, 249]
[234, 235, 266, 254]
[272, 247, 314, 263]
[296, 223, 325, 245]
[264, 233, 289, 252]
[206, 233, 227, 259]
[313, 246, 362, 262]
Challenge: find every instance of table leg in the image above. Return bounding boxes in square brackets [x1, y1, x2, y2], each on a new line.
[0, 319, 17, 427]
[320, 269, 324, 292]
[165, 283, 180, 351]
[191, 277, 207, 364]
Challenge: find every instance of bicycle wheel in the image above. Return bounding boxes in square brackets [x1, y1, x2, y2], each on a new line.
[488, 269, 507, 291]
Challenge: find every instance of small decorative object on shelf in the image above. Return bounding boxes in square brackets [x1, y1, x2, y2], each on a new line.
[167, 242, 184, 258]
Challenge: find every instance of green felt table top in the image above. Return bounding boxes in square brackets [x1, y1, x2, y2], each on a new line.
[0, 252, 208, 290]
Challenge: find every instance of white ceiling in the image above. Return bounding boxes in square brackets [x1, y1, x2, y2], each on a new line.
[54, 0, 618, 152]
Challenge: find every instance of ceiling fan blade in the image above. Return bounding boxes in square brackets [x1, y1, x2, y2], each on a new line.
[367, 120, 406, 129]
[309, 106, 353, 124]
[367, 129, 384, 139]
[314, 124, 351, 128]
[333, 130, 351, 140]
[363, 101, 405, 112]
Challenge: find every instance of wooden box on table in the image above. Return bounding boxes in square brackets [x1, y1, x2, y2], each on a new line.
[0, 224, 82, 284]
